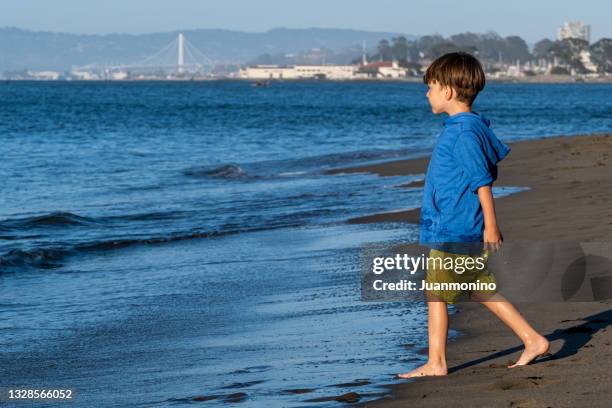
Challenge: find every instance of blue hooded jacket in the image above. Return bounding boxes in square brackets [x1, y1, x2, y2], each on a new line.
[419, 111, 511, 250]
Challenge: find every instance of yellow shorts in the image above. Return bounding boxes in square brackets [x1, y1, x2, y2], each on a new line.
[425, 248, 497, 304]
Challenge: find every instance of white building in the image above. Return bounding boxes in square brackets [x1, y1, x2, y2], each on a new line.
[359, 61, 408, 79]
[29, 71, 61, 80]
[558, 21, 591, 43]
[579, 50, 598, 73]
[70, 69, 100, 80]
[110, 71, 128, 80]
[239, 64, 357, 80]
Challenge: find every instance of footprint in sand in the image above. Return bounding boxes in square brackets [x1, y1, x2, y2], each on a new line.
[495, 378, 541, 391]
[507, 398, 541, 407]
[495, 375, 558, 392]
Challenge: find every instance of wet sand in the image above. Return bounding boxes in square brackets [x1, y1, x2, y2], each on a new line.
[327, 134, 612, 407]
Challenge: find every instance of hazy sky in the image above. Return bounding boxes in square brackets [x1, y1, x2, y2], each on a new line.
[1, 0, 610, 42]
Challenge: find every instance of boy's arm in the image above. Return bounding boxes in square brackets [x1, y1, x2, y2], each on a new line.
[477, 185, 503, 251]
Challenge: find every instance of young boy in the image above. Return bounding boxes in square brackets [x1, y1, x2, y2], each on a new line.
[398, 52, 549, 378]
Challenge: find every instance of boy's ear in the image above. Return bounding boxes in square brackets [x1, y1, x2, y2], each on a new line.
[443, 85, 454, 101]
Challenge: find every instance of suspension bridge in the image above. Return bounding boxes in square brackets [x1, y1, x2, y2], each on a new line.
[76, 33, 228, 77]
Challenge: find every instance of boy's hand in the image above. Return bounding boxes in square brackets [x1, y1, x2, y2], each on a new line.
[478, 185, 502, 252]
[484, 225, 503, 252]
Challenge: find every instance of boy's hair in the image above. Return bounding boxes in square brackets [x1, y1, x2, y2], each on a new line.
[423, 52, 486, 106]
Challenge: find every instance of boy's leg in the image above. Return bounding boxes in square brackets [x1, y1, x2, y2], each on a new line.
[397, 300, 449, 378]
[476, 293, 549, 367]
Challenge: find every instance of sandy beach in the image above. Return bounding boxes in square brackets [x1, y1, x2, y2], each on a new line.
[327, 133, 612, 407]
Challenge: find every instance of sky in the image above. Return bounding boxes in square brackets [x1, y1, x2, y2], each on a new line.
[1, 0, 610, 43]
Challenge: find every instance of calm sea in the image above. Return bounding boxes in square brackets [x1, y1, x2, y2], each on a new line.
[1, 81, 610, 407]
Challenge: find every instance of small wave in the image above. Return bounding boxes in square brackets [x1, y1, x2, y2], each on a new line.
[184, 164, 250, 179]
[0, 212, 95, 230]
[0, 247, 69, 269]
[75, 231, 221, 252]
[306, 149, 407, 168]
[0, 222, 300, 272]
[107, 211, 187, 222]
[1, 211, 190, 234]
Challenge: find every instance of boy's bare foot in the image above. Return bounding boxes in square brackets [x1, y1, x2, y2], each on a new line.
[397, 362, 448, 379]
[508, 336, 550, 368]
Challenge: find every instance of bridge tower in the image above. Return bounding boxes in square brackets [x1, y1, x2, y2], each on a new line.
[178, 33, 185, 73]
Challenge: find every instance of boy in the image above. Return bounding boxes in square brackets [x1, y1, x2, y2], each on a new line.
[398, 52, 549, 378]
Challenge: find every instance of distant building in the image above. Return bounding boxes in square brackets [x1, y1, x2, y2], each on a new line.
[110, 71, 128, 80]
[29, 71, 61, 80]
[558, 21, 591, 43]
[579, 50, 598, 73]
[357, 61, 409, 79]
[239, 62, 411, 80]
[239, 64, 358, 80]
[70, 69, 100, 80]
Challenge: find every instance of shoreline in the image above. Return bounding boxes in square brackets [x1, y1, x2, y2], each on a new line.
[327, 133, 612, 239]
[328, 133, 612, 407]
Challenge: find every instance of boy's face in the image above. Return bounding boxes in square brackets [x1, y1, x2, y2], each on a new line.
[426, 80, 451, 115]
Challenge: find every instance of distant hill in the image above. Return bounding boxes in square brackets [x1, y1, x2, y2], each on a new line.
[0, 27, 414, 72]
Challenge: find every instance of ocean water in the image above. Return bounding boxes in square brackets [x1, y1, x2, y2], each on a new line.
[0, 81, 610, 407]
